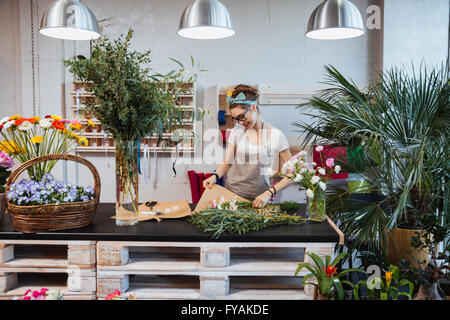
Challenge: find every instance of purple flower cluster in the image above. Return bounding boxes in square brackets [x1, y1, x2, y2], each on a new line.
[7, 173, 95, 206]
[0, 151, 13, 169]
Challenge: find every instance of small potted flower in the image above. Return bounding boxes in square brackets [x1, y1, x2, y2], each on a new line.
[353, 265, 414, 300]
[105, 290, 136, 300]
[21, 288, 63, 300]
[295, 252, 363, 300]
[0, 151, 13, 219]
[279, 146, 341, 221]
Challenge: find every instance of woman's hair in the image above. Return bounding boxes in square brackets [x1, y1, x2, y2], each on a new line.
[229, 84, 259, 110]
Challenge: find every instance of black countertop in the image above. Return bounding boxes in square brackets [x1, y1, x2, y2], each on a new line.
[0, 203, 340, 243]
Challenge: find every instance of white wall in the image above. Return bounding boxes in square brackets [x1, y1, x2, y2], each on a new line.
[1, 0, 387, 203]
[383, 0, 449, 71]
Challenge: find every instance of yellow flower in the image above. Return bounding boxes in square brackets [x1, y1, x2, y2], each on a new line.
[0, 140, 20, 154]
[385, 271, 393, 287]
[9, 115, 21, 120]
[78, 137, 88, 146]
[50, 115, 62, 121]
[69, 123, 82, 130]
[31, 136, 43, 144]
[87, 119, 95, 127]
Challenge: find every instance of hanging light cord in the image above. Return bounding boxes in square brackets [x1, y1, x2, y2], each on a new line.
[30, 0, 37, 116]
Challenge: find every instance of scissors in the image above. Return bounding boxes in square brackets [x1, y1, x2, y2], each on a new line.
[144, 201, 163, 215]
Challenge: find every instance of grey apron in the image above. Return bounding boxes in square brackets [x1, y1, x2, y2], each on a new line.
[225, 133, 270, 201]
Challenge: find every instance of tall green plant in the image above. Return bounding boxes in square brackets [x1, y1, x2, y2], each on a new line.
[64, 28, 201, 142]
[293, 64, 449, 259]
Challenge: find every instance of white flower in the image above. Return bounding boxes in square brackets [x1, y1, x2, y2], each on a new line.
[0, 117, 10, 125]
[294, 174, 303, 183]
[281, 160, 294, 175]
[300, 168, 308, 174]
[335, 165, 341, 174]
[311, 176, 320, 184]
[306, 189, 314, 198]
[315, 146, 324, 152]
[45, 290, 61, 300]
[318, 167, 326, 175]
[311, 162, 317, 167]
[18, 121, 33, 131]
[39, 118, 53, 129]
[3, 120, 14, 129]
[308, 168, 316, 174]
[319, 181, 327, 191]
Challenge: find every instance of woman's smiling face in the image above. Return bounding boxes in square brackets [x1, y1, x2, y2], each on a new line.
[230, 104, 255, 129]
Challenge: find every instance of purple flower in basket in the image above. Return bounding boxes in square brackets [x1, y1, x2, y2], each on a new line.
[0, 151, 13, 169]
[7, 173, 95, 206]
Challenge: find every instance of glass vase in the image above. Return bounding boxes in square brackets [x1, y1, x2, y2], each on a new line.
[115, 140, 140, 226]
[306, 190, 326, 221]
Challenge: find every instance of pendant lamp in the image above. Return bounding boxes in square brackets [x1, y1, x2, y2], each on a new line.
[306, 0, 365, 40]
[39, 0, 100, 40]
[178, 0, 235, 39]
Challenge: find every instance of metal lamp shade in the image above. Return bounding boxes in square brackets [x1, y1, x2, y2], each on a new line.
[178, 0, 235, 39]
[306, 0, 365, 40]
[39, 0, 100, 40]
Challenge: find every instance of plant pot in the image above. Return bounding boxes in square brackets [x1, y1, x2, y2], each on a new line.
[413, 283, 443, 300]
[387, 228, 431, 269]
[313, 286, 331, 300]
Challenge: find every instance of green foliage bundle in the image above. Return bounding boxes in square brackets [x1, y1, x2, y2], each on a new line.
[187, 201, 311, 238]
[64, 28, 201, 142]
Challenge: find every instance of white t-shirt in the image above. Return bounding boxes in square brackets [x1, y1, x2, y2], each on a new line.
[227, 124, 290, 185]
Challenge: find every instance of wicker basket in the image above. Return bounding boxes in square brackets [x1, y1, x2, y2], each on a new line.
[5, 154, 101, 233]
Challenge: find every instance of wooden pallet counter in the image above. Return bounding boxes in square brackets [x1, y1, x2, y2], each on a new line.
[0, 203, 343, 300]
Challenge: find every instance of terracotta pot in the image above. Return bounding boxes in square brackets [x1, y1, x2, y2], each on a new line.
[313, 286, 331, 300]
[387, 228, 431, 269]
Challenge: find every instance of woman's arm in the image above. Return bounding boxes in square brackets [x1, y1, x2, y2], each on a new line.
[203, 143, 235, 189]
[253, 148, 294, 208]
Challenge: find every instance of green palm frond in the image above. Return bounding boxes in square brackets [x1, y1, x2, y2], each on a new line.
[295, 63, 449, 259]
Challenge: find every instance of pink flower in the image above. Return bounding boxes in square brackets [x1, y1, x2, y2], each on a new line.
[24, 289, 31, 296]
[211, 200, 217, 209]
[40, 288, 49, 295]
[326, 158, 335, 167]
[22, 296, 31, 300]
[32, 290, 40, 298]
[0, 151, 13, 169]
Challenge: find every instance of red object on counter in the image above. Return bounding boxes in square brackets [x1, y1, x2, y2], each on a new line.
[198, 173, 205, 198]
[313, 145, 349, 180]
[187, 170, 200, 204]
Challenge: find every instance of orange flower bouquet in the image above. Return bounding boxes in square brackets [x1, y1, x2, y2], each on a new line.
[0, 115, 92, 180]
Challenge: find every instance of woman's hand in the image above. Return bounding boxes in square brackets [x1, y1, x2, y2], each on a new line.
[252, 190, 272, 209]
[203, 175, 217, 189]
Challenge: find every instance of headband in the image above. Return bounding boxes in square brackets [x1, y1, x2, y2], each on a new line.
[226, 92, 258, 106]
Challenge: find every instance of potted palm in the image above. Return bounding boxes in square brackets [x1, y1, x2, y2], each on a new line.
[294, 64, 449, 297]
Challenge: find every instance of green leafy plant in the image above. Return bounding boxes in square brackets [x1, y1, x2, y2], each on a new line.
[354, 265, 414, 300]
[295, 252, 363, 300]
[293, 64, 450, 261]
[64, 29, 207, 218]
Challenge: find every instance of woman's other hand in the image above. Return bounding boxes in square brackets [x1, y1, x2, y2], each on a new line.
[252, 190, 272, 208]
[203, 175, 217, 189]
